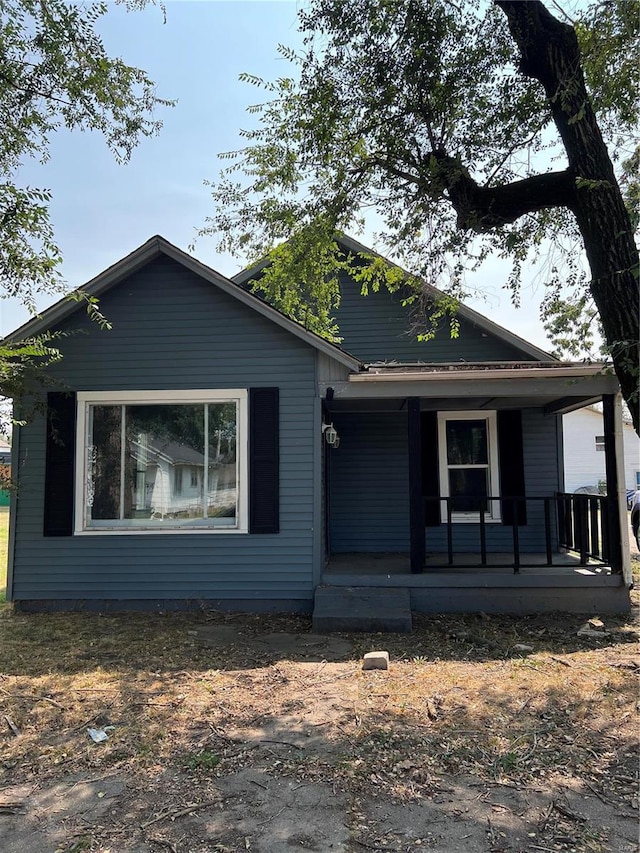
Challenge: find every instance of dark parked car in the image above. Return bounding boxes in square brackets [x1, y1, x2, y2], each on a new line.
[631, 490, 640, 550]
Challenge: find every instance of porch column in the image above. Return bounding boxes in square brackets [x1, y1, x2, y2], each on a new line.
[602, 393, 626, 575]
[408, 397, 425, 573]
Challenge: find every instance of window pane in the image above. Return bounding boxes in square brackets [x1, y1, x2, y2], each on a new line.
[207, 402, 237, 523]
[446, 419, 487, 465]
[124, 404, 205, 523]
[90, 406, 122, 520]
[449, 468, 489, 513]
[86, 399, 240, 529]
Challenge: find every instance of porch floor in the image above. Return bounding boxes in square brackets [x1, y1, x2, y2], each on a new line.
[320, 552, 628, 613]
[321, 552, 622, 588]
[324, 551, 613, 579]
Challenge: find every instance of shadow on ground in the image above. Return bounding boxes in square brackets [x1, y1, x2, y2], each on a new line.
[0, 603, 637, 852]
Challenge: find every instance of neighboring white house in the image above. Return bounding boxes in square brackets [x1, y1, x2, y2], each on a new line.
[563, 405, 640, 494]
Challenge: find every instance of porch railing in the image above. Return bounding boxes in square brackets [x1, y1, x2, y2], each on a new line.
[421, 494, 611, 574]
[556, 492, 611, 566]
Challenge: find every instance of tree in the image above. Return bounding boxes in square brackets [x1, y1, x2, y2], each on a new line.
[0, 0, 171, 414]
[202, 0, 640, 431]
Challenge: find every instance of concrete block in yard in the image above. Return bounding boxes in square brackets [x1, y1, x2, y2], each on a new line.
[363, 651, 389, 671]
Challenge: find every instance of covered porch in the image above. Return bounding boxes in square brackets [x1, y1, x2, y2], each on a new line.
[318, 362, 632, 614]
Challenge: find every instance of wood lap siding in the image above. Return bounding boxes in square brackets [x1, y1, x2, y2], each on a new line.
[335, 270, 537, 364]
[330, 412, 410, 552]
[12, 257, 316, 602]
[329, 409, 559, 554]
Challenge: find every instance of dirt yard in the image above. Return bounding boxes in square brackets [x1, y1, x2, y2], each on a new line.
[0, 588, 637, 853]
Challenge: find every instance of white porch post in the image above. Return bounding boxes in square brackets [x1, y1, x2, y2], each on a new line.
[603, 393, 631, 580]
[613, 393, 632, 584]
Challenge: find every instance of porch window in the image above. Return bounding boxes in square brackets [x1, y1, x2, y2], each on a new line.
[75, 390, 248, 533]
[437, 411, 501, 522]
[595, 435, 605, 451]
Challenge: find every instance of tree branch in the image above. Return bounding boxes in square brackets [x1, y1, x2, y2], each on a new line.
[495, 0, 639, 431]
[428, 152, 576, 231]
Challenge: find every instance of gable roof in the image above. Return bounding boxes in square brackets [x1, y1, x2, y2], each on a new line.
[5, 236, 362, 372]
[232, 233, 556, 363]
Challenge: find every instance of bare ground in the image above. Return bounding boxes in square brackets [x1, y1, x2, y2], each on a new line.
[0, 596, 637, 853]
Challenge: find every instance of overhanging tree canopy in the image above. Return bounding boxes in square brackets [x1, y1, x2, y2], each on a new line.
[202, 0, 640, 431]
[0, 0, 170, 412]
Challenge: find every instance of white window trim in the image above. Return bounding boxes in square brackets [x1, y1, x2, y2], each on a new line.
[437, 410, 501, 523]
[75, 389, 248, 535]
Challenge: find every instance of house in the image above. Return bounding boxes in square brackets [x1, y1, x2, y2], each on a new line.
[4, 235, 632, 623]
[563, 405, 640, 495]
[0, 437, 10, 508]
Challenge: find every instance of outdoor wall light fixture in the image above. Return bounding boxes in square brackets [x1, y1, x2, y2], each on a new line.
[322, 422, 340, 448]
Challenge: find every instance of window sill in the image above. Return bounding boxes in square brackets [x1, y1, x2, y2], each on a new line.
[74, 527, 249, 535]
[440, 515, 502, 524]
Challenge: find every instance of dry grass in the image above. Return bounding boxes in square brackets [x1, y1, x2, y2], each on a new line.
[0, 589, 638, 851]
[0, 553, 637, 851]
[0, 508, 8, 602]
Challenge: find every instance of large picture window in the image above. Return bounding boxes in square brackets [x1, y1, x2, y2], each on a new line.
[76, 390, 248, 533]
[437, 411, 500, 522]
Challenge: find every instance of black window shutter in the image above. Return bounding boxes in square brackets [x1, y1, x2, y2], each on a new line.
[44, 391, 76, 536]
[249, 387, 279, 534]
[497, 410, 527, 526]
[421, 411, 441, 526]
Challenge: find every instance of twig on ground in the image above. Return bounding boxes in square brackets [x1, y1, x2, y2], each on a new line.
[0, 802, 24, 814]
[553, 800, 586, 822]
[550, 656, 572, 667]
[583, 780, 614, 804]
[74, 709, 113, 733]
[257, 804, 287, 825]
[149, 837, 179, 853]
[486, 817, 497, 844]
[0, 690, 65, 709]
[66, 771, 123, 789]
[3, 715, 20, 736]
[259, 739, 304, 750]
[71, 686, 119, 692]
[141, 799, 220, 829]
[538, 800, 554, 831]
[249, 779, 268, 790]
[352, 839, 394, 851]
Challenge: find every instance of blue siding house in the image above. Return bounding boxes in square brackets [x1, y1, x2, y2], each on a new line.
[5, 236, 632, 617]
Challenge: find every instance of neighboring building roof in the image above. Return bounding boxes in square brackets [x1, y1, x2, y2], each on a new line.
[130, 438, 206, 468]
[5, 236, 362, 372]
[232, 233, 557, 363]
[573, 402, 635, 428]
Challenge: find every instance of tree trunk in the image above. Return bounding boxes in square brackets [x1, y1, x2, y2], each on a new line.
[496, 0, 640, 433]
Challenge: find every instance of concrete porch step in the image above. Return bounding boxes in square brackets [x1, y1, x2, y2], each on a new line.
[312, 586, 412, 633]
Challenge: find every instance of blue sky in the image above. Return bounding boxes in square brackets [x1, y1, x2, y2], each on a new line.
[1, 0, 553, 351]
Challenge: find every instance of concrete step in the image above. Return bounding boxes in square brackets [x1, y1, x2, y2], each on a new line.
[312, 586, 412, 633]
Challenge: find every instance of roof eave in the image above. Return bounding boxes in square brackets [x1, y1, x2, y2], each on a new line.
[350, 364, 612, 382]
